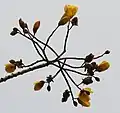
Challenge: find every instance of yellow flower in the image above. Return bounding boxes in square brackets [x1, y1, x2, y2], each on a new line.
[34, 80, 45, 91]
[77, 88, 93, 107]
[5, 63, 16, 73]
[97, 61, 110, 72]
[64, 5, 78, 18]
[58, 4, 78, 26]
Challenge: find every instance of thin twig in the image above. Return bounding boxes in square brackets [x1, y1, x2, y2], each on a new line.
[56, 22, 71, 59]
[29, 32, 59, 57]
[22, 60, 44, 67]
[18, 31, 45, 60]
[59, 60, 84, 69]
[58, 60, 75, 103]
[51, 63, 88, 76]
[59, 57, 85, 61]
[63, 69, 81, 90]
[44, 25, 59, 50]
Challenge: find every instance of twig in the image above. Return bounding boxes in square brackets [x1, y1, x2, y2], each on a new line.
[29, 32, 59, 57]
[56, 22, 71, 59]
[63, 69, 81, 90]
[22, 60, 44, 67]
[58, 60, 75, 103]
[18, 31, 45, 60]
[44, 25, 59, 50]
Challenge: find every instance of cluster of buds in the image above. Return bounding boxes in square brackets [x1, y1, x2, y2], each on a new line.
[5, 59, 24, 73]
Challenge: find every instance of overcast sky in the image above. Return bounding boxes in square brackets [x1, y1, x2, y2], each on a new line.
[0, 0, 119, 113]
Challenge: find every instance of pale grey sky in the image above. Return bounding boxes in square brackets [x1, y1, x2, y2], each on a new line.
[0, 0, 119, 113]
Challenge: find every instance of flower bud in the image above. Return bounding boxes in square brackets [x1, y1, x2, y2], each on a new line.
[5, 63, 16, 73]
[82, 77, 93, 85]
[19, 18, 25, 29]
[34, 80, 45, 91]
[94, 77, 100, 82]
[97, 61, 110, 72]
[33, 21, 40, 35]
[104, 50, 110, 54]
[71, 17, 78, 26]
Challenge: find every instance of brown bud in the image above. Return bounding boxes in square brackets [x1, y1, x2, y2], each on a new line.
[104, 50, 110, 54]
[47, 85, 51, 92]
[94, 77, 100, 82]
[71, 17, 78, 26]
[85, 53, 94, 63]
[9, 59, 16, 64]
[19, 18, 25, 29]
[73, 101, 78, 107]
[33, 21, 40, 35]
[10, 30, 17, 36]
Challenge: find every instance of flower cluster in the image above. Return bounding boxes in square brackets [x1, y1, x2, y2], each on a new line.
[1, 4, 111, 108]
[58, 5, 78, 26]
[77, 88, 93, 107]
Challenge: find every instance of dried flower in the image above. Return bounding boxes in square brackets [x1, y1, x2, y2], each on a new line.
[62, 90, 70, 102]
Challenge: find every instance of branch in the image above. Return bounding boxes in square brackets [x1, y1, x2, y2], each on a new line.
[0, 61, 51, 83]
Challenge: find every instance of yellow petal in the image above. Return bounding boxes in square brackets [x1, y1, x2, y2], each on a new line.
[84, 88, 93, 94]
[64, 5, 78, 18]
